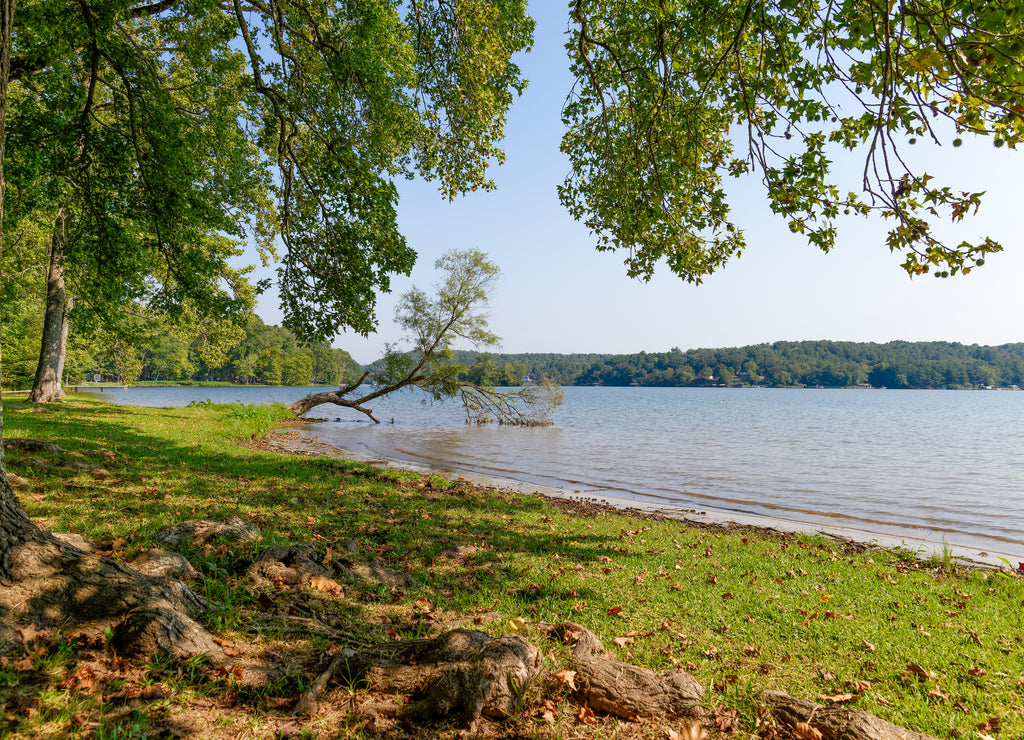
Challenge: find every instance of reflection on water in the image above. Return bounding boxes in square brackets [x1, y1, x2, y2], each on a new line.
[87, 385, 1024, 559]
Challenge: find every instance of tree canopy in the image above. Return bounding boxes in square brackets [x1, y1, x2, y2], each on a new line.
[3, 0, 534, 346]
[561, 0, 1024, 282]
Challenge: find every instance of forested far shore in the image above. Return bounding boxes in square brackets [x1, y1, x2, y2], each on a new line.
[5, 309, 1021, 390]
[449, 341, 1024, 389]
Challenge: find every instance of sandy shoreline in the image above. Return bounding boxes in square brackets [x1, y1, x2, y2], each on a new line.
[265, 425, 1022, 570]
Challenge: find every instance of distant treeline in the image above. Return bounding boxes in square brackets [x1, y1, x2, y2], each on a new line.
[449, 342, 1024, 389]
[78, 331, 1024, 390]
[89, 317, 363, 387]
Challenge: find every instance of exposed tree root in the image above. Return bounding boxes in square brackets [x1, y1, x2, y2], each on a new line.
[0, 527, 219, 660]
[297, 629, 543, 725]
[541, 621, 704, 721]
[763, 690, 938, 740]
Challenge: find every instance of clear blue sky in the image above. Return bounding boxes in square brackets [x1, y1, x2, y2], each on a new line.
[251, 2, 1024, 366]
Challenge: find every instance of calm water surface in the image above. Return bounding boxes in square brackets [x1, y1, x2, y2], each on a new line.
[86, 386, 1024, 560]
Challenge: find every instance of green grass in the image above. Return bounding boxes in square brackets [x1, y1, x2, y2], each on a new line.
[1, 396, 1022, 739]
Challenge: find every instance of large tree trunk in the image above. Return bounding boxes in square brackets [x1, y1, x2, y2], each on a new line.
[29, 207, 70, 404]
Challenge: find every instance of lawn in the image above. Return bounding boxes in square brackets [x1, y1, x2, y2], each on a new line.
[1, 395, 1021, 739]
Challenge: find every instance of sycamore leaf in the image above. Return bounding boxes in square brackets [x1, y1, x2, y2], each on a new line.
[18, 625, 38, 643]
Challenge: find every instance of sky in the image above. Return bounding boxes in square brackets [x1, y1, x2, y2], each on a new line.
[248, 3, 1024, 366]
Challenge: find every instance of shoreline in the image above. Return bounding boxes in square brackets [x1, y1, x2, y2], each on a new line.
[265, 425, 1022, 570]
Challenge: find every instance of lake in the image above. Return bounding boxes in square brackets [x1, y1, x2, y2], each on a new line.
[79, 385, 1024, 564]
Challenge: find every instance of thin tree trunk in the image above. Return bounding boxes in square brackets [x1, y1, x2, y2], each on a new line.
[56, 295, 72, 386]
[0, 0, 14, 483]
[29, 207, 69, 403]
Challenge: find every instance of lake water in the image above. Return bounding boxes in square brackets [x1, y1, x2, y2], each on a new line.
[80, 385, 1024, 563]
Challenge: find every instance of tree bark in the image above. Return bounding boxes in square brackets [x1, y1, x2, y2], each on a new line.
[763, 690, 938, 740]
[0, 480, 221, 659]
[29, 207, 70, 404]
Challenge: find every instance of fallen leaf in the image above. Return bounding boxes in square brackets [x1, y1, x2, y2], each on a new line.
[819, 693, 856, 704]
[607, 606, 624, 617]
[553, 670, 578, 692]
[793, 722, 823, 740]
[139, 685, 168, 701]
[307, 575, 344, 597]
[906, 662, 931, 680]
[715, 706, 738, 731]
[18, 624, 38, 643]
[613, 636, 634, 647]
[861, 639, 876, 652]
[508, 617, 528, 633]
[721, 591, 734, 600]
[261, 696, 294, 709]
[534, 698, 559, 723]
[576, 703, 597, 725]
[928, 687, 950, 702]
[977, 718, 1000, 734]
[966, 666, 988, 677]
[849, 679, 872, 692]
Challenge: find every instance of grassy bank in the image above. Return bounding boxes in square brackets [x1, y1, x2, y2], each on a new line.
[2, 396, 1022, 739]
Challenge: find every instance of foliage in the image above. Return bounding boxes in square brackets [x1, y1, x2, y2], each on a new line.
[3, 2, 269, 329]
[289, 250, 562, 425]
[2, 396, 1022, 738]
[3, 0, 533, 348]
[442, 341, 1024, 389]
[561, 0, 1024, 283]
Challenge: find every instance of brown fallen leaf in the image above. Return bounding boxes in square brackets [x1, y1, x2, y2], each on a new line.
[977, 718, 1001, 734]
[906, 662, 931, 680]
[307, 575, 345, 597]
[928, 687, 950, 702]
[552, 669, 578, 692]
[576, 703, 597, 725]
[793, 722, 823, 740]
[534, 698, 559, 723]
[18, 624, 38, 643]
[966, 665, 988, 677]
[607, 606, 624, 617]
[715, 706, 738, 731]
[819, 693, 856, 704]
[861, 639, 876, 652]
[613, 636, 635, 647]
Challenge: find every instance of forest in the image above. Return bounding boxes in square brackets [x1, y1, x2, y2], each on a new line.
[0, 311, 363, 388]
[453, 342, 1024, 389]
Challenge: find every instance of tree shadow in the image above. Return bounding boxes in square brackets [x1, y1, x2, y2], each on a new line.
[1, 398, 628, 735]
